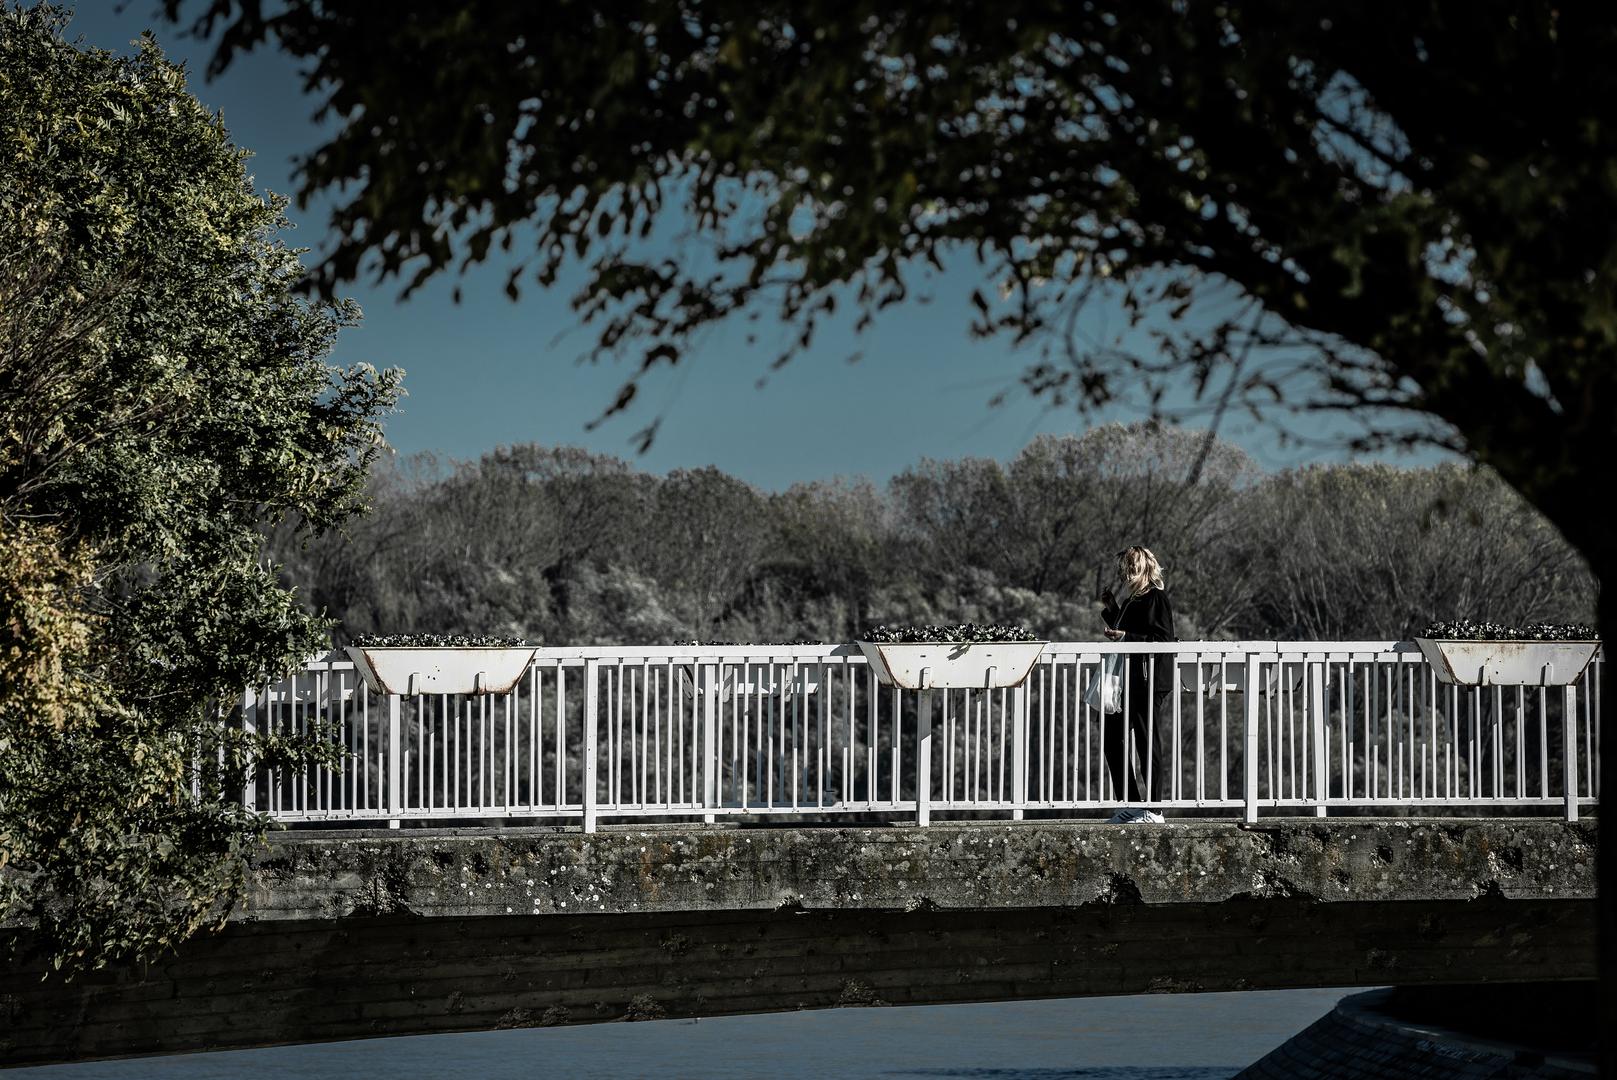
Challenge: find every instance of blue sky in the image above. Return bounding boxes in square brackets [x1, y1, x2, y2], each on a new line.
[69, 2, 1448, 490]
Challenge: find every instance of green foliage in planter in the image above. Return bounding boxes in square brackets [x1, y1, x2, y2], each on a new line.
[0, 7, 399, 976]
[859, 624, 1039, 644]
[351, 633, 529, 648]
[1420, 619, 1600, 642]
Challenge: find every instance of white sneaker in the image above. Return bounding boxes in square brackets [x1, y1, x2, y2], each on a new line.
[1106, 807, 1165, 824]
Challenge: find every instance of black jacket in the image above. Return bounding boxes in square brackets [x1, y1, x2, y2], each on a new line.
[1103, 587, 1178, 696]
[1104, 587, 1176, 642]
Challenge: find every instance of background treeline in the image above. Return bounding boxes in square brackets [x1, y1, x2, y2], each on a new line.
[267, 423, 1597, 647]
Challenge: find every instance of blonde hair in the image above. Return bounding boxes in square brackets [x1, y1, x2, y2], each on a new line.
[1118, 546, 1165, 597]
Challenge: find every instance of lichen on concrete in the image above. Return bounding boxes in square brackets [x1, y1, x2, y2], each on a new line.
[239, 818, 1595, 923]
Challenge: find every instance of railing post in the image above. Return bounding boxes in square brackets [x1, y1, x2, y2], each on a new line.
[386, 692, 401, 829]
[702, 662, 718, 824]
[1310, 657, 1328, 817]
[1011, 682, 1027, 821]
[325, 666, 342, 815]
[241, 687, 257, 813]
[1244, 658, 1260, 823]
[1563, 683, 1579, 822]
[916, 674, 933, 827]
[584, 658, 599, 833]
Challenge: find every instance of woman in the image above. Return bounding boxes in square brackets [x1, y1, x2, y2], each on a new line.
[1100, 546, 1177, 820]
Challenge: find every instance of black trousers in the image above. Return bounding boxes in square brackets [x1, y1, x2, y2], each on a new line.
[1103, 673, 1171, 805]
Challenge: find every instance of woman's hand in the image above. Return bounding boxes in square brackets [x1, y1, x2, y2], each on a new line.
[1103, 628, 1125, 641]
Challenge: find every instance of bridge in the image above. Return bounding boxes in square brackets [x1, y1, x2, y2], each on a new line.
[0, 641, 1601, 1065]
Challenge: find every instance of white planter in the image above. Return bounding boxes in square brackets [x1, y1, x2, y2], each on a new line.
[1415, 638, 1600, 687]
[345, 646, 537, 696]
[856, 640, 1047, 690]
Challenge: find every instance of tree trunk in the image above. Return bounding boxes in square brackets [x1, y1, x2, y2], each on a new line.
[1600, 573, 1614, 1079]
[1511, 491, 1610, 1075]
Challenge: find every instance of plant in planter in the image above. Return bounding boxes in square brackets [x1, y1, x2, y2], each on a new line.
[675, 640, 824, 700]
[855, 624, 1046, 690]
[345, 633, 537, 695]
[1415, 619, 1601, 686]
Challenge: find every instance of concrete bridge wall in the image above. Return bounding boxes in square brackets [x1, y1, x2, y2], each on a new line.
[0, 818, 1596, 1066]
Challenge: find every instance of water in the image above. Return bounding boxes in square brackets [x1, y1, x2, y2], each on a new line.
[11, 987, 1353, 1079]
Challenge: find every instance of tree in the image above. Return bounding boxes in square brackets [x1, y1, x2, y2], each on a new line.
[640, 466, 773, 637]
[1252, 464, 1597, 640]
[165, 3, 1614, 539]
[891, 425, 1258, 635]
[269, 446, 653, 642]
[1012, 425, 1259, 635]
[890, 455, 1017, 584]
[263, 454, 450, 637]
[165, 2, 1616, 1053]
[769, 477, 896, 637]
[0, 6, 399, 972]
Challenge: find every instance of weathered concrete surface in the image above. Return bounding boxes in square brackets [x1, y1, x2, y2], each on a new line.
[0, 819, 1596, 1067]
[241, 818, 1596, 922]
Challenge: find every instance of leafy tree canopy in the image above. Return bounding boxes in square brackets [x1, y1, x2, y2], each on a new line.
[0, 4, 400, 971]
[169, 1, 1614, 573]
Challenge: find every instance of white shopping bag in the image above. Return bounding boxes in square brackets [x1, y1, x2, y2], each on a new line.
[1083, 653, 1124, 714]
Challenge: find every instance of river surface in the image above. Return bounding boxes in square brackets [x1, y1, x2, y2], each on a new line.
[14, 987, 1355, 1079]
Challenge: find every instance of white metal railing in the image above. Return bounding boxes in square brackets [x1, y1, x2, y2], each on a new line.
[242, 642, 1602, 829]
